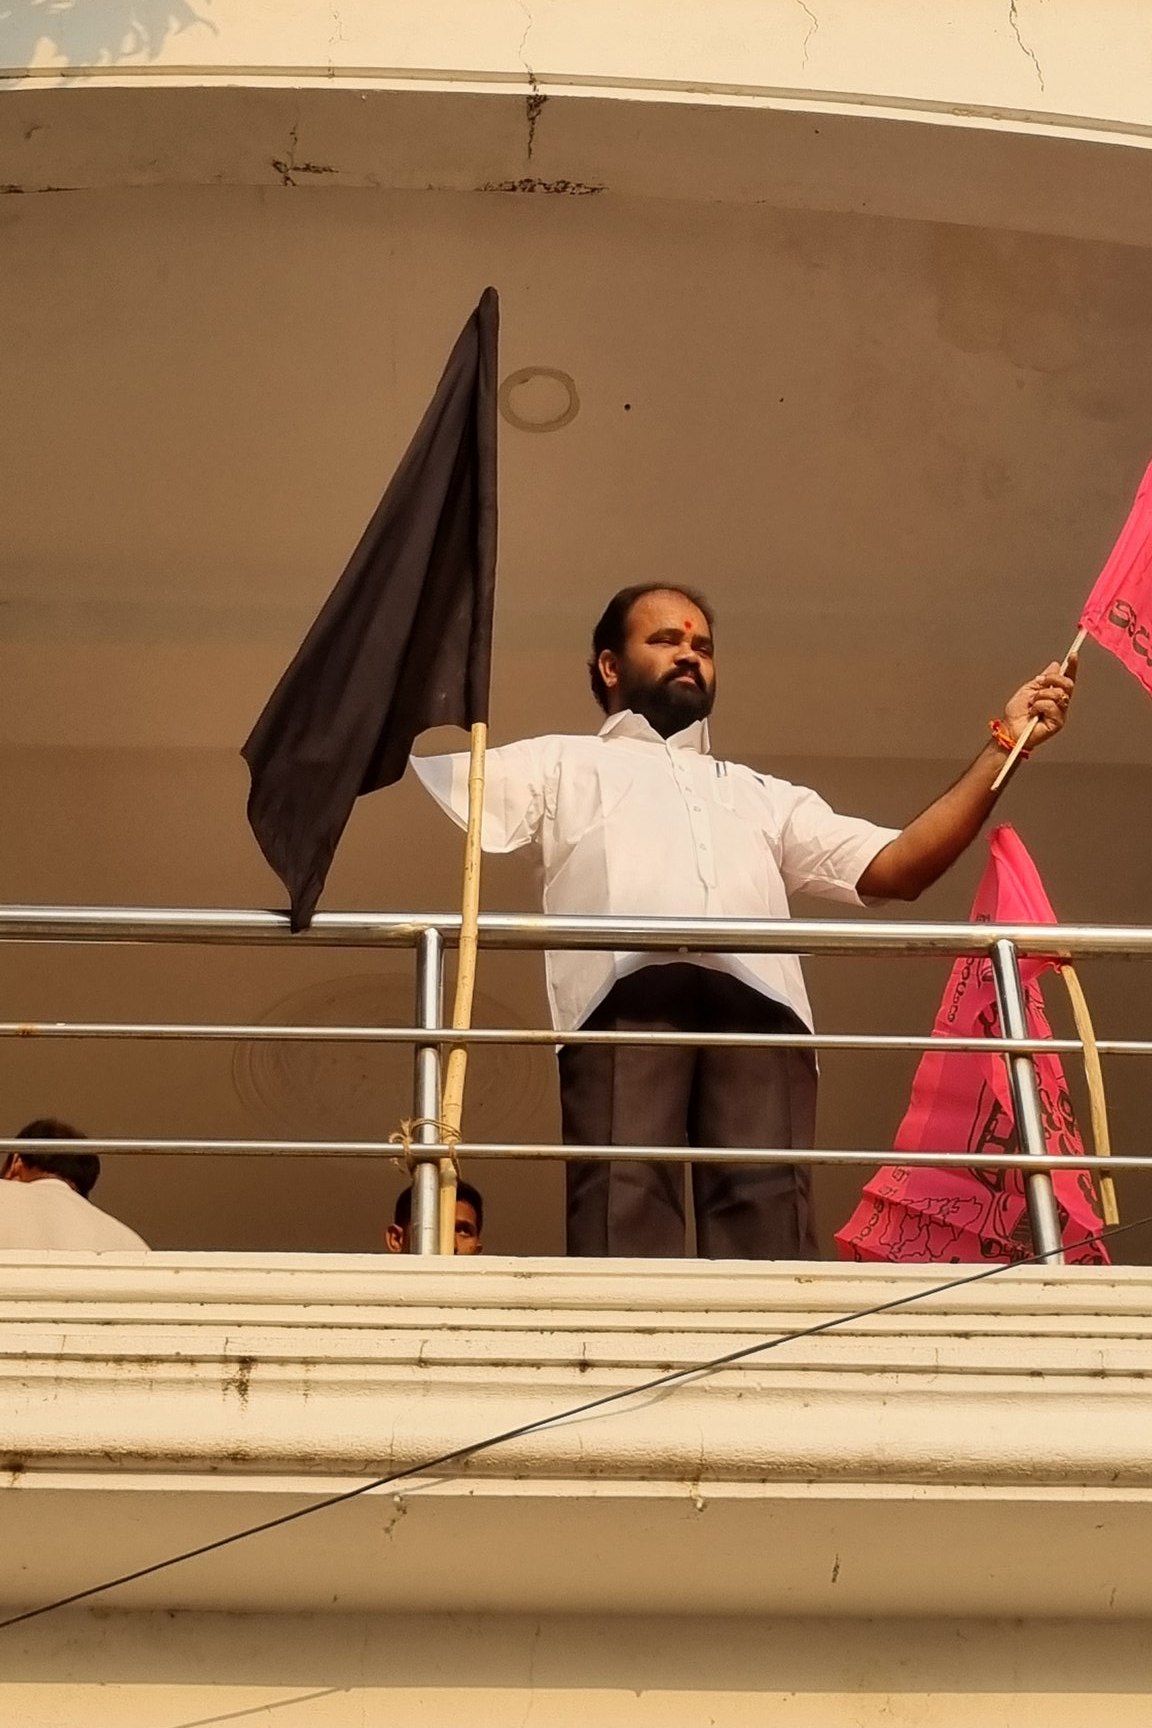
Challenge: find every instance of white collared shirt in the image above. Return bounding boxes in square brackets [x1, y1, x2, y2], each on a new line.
[0, 1178, 148, 1252]
[412, 710, 899, 1032]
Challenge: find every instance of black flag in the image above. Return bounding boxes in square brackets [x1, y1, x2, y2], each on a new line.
[243, 289, 499, 929]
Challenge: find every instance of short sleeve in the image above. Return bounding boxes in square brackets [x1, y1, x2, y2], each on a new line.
[410, 738, 549, 854]
[775, 784, 900, 905]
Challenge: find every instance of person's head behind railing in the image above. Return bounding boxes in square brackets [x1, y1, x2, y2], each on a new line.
[385, 1179, 484, 1256]
[2, 1119, 99, 1198]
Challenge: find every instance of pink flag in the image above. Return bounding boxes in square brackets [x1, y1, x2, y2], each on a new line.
[836, 827, 1109, 1266]
[1079, 458, 1152, 697]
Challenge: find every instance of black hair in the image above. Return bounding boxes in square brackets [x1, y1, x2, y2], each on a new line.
[9, 1119, 100, 1199]
[393, 1178, 484, 1232]
[588, 584, 716, 712]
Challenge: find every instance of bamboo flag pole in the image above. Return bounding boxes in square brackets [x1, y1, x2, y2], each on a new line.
[1059, 963, 1121, 1228]
[990, 629, 1086, 792]
[437, 720, 488, 1254]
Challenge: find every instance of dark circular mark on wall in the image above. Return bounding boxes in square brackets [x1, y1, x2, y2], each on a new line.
[499, 367, 580, 433]
[233, 973, 546, 1141]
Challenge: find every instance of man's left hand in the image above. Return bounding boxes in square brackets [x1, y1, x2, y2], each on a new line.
[1003, 656, 1077, 749]
[859, 653, 1079, 902]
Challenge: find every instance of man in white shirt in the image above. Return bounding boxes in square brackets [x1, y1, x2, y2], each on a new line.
[0, 1118, 148, 1252]
[414, 584, 1075, 1259]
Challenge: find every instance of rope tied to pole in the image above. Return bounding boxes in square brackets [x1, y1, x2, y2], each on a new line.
[388, 1118, 461, 1177]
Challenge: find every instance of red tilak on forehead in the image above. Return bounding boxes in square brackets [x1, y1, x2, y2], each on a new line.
[684, 619, 693, 630]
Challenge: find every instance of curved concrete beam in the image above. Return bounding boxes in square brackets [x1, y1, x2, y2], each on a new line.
[1, 0, 1151, 148]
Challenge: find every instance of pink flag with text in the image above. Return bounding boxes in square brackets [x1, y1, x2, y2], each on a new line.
[836, 827, 1109, 1265]
[1079, 458, 1152, 698]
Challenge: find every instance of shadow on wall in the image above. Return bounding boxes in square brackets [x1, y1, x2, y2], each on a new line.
[7, 1612, 1152, 1716]
[0, 0, 214, 69]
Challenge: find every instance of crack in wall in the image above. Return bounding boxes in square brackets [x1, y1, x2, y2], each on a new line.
[515, 0, 535, 81]
[380, 1495, 408, 1541]
[482, 177, 602, 196]
[517, 1621, 544, 1728]
[516, 0, 545, 160]
[273, 118, 301, 187]
[1007, 0, 1046, 91]
[328, 2, 347, 77]
[272, 117, 336, 186]
[795, 0, 819, 69]
[525, 86, 546, 158]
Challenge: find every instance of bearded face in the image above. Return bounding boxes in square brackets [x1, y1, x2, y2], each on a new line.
[599, 590, 717, 738]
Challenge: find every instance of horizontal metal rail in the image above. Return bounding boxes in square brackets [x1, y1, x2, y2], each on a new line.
[3, 904, 1152, 958]
[3, 903, 1148, 1257]
[0, 1019, 1149, 1055]
[3, 1136, 1150, 1173]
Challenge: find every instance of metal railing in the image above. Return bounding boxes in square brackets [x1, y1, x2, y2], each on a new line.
[2, 905, 1151, 1261]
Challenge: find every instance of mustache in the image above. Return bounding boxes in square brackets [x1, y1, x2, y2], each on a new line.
[662, 664, 705, 691]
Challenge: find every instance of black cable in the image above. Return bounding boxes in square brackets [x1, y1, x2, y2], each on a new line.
[1, 1214, 1145, 1634]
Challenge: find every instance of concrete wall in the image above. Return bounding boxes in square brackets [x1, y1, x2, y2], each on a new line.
[4, 0, 1152, 150]
[1, 176, 1150, 1258]
[4, 1251, 1152, 1719]
[5, 1611, 1152, 1726]
[2, 15, 1151, 1722]
[1, 1, 1150, 1262]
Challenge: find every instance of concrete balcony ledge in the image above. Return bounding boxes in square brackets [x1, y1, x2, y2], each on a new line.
[4, 2, 1152, 252]
[1, 1253, 1151, 1619]
[2, 0, 1150, 143]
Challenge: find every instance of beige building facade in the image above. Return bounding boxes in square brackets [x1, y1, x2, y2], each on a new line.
[5, 1253, 1152, 1723]
[2, 2, 1152, 1721]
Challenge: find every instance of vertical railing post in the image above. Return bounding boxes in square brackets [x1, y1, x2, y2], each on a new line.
[989, 938, 1065, 1265]
[411, 926, 445, 1256]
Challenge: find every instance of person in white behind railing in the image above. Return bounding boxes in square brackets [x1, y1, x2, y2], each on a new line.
[0, 1119, 148, 1251]
[413, 584, 1075, 1261]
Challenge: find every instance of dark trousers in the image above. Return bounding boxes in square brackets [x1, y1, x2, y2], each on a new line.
[560, 964, 818, 1260]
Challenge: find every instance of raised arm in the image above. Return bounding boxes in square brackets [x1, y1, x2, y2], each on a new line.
[857, 659, 1077, 902]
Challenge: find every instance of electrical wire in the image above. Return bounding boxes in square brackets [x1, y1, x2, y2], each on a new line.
[1, 1215, 1146, 1633]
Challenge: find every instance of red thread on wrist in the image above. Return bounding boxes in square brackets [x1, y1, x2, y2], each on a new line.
[989, 718, 1028, 759]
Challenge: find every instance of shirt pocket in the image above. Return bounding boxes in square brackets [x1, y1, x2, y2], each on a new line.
[713, 763, 739, 813]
